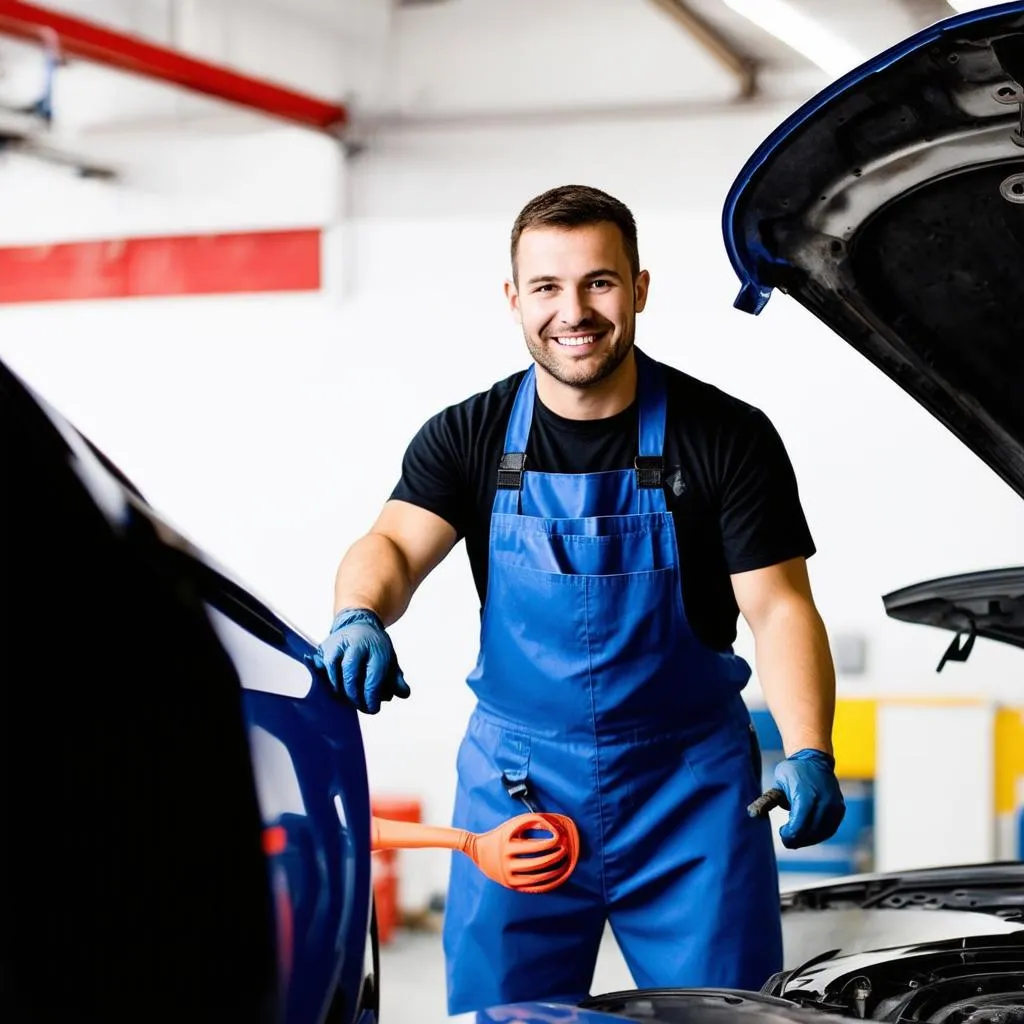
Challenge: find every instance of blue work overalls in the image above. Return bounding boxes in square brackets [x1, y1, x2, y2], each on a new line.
[442, 348, 783, 1015]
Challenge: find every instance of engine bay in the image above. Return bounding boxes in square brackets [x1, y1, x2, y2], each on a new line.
[582, 934, 1024, 1024]
[766, 933, 1024, 1024]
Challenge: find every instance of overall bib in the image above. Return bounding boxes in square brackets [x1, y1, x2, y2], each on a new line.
[443, 349, 783, 1015]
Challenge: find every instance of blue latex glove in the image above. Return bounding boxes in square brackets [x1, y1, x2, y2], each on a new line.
[311, 608, 410, 714]
[772, 748, 846, 849]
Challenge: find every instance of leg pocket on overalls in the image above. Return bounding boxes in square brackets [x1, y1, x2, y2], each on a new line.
[457, 713, 534, 823]
[681, 717, 762, 804]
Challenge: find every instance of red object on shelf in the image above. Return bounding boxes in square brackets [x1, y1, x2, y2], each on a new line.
[0, 228, 322, 304]
[0, 0, 348, 132]
[370, 796, 422, 945]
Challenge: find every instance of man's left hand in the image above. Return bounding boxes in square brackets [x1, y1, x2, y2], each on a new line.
[772, 749, 846, 849]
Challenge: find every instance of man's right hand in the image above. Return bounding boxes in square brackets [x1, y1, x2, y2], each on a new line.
[312, 607, 411, 714]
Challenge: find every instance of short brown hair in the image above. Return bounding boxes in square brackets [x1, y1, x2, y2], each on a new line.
[510, 185, 640, 284]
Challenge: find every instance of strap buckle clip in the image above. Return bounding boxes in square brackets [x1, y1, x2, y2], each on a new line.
[497, 452, 527, 490]
[501, 772, 539, 813]
[634, 455, 663, 488]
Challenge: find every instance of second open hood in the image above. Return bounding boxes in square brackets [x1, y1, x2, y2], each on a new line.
[882, 566, 1024, 669]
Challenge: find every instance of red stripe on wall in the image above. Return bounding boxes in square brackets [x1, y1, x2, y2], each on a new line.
[0, 228, 322, 304]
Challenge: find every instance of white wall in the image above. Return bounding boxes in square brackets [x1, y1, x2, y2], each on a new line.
[3, 100, 1023, 905]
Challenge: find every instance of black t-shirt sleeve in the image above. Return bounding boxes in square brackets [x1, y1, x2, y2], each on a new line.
[388, 408, 470, 539]
[717, 408, 816, 574]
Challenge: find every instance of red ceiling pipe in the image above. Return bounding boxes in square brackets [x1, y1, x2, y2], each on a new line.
[0, 0, 348, 132]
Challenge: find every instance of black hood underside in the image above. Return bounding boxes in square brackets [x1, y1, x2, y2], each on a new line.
[730, 7, 1024, 497]
[851, 160, 1024, 470]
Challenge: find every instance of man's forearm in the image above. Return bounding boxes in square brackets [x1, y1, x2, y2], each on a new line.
[753, 597, 836, 758]
[333, 532, 415, 628]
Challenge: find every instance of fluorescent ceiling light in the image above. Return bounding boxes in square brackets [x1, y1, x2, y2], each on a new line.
[722, 0, 866, 78]
[720, 0, 872, 77]
[947, 1, 1002, 11]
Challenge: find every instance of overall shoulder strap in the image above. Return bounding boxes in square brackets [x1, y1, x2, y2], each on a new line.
[492, 368, 535, 510]
[634, 348, 667, 489]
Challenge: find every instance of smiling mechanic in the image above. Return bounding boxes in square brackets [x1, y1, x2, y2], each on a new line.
[315, 185, 846, 1013]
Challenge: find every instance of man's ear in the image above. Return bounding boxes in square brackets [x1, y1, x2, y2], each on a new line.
[504, 279, 522, 323]
[634, 269, 651, 314]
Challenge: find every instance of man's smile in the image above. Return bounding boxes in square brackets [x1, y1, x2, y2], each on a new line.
[550, 330, 607, 349]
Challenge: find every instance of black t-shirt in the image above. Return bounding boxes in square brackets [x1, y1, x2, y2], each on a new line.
[389, 359, 815, 651]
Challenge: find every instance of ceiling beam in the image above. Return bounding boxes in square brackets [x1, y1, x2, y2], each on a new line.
[0, 0, 348, 133]
[646, 0, 758, 99]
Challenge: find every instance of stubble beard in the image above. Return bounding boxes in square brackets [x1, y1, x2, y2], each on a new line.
[524, 322, 635, 390]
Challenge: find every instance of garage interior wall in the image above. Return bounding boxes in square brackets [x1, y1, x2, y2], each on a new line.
[1, 0, 1023, 908]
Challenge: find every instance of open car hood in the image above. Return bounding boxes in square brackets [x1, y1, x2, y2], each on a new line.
[882, 566, 1024, 668]
[723, 1, 1024, 499]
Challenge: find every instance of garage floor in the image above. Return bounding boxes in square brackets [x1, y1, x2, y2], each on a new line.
[379, 926, 635, 1024]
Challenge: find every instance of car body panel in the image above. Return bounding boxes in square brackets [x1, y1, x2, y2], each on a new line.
[778, 861, 1024, 967]
[487, 996, 848, 1024]
[1, 357, 375, 1024]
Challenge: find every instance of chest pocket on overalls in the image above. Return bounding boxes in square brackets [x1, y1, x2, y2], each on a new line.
[491, 513, 677, 576]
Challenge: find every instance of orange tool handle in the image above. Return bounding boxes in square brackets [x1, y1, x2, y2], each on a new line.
[370, 817, 471, 853]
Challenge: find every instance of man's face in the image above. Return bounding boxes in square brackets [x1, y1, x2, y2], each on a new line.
[505, 222, 650, 389]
